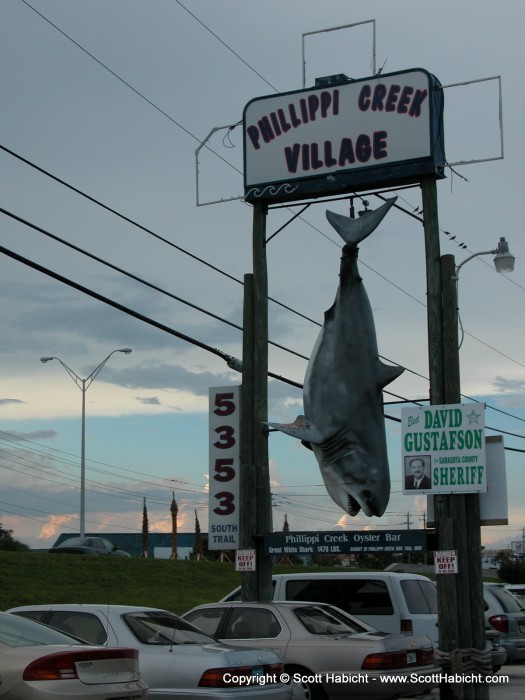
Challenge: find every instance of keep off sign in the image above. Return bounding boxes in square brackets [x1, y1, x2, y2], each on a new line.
[435, 550, 458, 575]
[235, 549, 256, 572]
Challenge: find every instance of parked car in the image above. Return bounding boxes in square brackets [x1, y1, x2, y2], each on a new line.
[0, 611, 148, 699]
[183, 600, 437, 699]
[484, 627, 507, 671]
[7, 604, 291, 700]
[221, 571, 439, 645]
[503, 584, 525, 605]
[484, 583, 525, 663]
[48, 536, 131, 556]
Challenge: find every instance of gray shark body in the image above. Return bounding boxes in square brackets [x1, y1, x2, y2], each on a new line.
[268, 198, 403, 517]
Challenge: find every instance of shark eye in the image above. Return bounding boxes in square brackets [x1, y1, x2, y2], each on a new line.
[348, 494, 361, 516]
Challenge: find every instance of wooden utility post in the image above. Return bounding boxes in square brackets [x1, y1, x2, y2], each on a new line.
[239, 201, 273, 601]
[423, 177, 488, 700]
[169, 492, 178, 560]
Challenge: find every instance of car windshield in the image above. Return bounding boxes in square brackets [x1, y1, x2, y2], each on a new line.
[123, 610, 216, 645]
[0, 613, 84, 648]
[488, 587, 525, 612]
[401, 579, 438, 614]
[58, 537, 88, 547]
[293, 604, 367, 635]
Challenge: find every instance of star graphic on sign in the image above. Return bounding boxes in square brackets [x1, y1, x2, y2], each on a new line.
[466, 409, 482, 425]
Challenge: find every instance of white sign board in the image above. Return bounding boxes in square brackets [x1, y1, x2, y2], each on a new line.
[208, 386, 240, 550]
[243, 68, 445, 202]
[401, 403, 486, 494]
[235, 549, 256, 572]
[427, 435, 508, 527]
[435, 550, 458, 574]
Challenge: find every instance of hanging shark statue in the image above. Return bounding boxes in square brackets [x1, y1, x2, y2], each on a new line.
[267, 198, 403, 517]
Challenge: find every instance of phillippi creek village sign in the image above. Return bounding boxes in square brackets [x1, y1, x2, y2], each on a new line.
[243, 68, 445, 202]
[401, 403, 486, 495]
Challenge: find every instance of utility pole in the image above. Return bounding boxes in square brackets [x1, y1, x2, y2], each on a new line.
[422, 176, 487, 700]
[240, 201, 273, 601]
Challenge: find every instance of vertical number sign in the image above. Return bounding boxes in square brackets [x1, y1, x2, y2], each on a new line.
[208, 386, 240, 550]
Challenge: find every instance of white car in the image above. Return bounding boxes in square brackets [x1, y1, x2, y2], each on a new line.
[183, 601, 437, 700]
[6, 604, 291, 700]
[0, 611, 148, 699]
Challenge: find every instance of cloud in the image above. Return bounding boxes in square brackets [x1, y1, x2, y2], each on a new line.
[39, 514, 77, 540]
[0, 398, 26, 406]
[135, 396, 161, 405]
[492, 376, 525, 394]
[112, 363, 238, 395]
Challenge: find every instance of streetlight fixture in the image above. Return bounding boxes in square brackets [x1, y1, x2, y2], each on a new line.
[40, 348, 132, 537]
[455, 238, 515, 348]
[456, 236, 515, 277]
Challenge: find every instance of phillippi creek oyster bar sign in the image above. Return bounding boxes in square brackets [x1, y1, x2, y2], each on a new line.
[401, 403, 486, 495]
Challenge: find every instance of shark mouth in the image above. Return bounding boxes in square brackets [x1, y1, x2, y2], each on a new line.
[348, 489, 385, 517]
[348, 494, 361, 517]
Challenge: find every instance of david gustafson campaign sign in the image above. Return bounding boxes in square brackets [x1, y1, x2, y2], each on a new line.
[401, 403, 486, 495]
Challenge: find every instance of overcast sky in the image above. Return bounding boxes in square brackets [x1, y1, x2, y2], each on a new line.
[1, 0, 524, 553]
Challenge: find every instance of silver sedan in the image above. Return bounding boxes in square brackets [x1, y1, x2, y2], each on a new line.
[0, 611, 148, 699]
[183, 601, 438, 700]
[7, 604, 291, 700]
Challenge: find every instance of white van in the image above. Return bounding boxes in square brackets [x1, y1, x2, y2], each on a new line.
[222, 571, 439, 645]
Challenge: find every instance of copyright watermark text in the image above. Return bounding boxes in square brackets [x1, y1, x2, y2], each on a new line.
[222, 670, 510, 687]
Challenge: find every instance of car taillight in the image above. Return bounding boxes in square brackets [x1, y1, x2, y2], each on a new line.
[489, 615, 509, 634]
[400, 619, 413, 633]
[199, 663, 283, 687]
[23, 648, 138, 681]
[362, 649, 434, 671]
[418, 649, 435, 666]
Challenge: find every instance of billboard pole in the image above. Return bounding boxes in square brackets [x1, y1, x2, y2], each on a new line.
[423, 176, 487, 700]
[422, 177, 459, 699]
[240, 201, 273, 601]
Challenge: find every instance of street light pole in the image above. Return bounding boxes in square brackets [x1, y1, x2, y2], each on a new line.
[422, 176, 515, 700]
[40, 348, 132, 537]
[438, 247, 514, 700]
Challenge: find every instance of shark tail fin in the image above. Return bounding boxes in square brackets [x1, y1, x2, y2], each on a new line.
[326, 197, 397, 247]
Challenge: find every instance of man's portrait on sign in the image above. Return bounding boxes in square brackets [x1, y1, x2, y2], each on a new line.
[404, 455, 432, 491]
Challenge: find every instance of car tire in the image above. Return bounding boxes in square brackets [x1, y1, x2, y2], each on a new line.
[285, 665, 326, 700]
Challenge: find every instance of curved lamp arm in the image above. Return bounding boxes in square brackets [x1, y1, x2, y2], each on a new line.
[455, 238, 515, 348]
[40, 348, 133, 390]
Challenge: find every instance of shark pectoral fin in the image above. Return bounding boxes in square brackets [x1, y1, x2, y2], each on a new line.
[376, 359, 405, 389]
[265, 415, 323, 444]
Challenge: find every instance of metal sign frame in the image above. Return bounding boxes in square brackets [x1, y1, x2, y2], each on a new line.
[301, 20, 376, 88]
[442, 75, 503, 166]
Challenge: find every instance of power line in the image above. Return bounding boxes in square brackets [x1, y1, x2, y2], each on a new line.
[5, 142, 525, 386]
[2, 239, 524, 446]
[6, 7, 525, 438]
[0, 144, 318, 328]
[19, 0, 242, 176]
[0, 205, 309, 364]
[0, 429, 206, 490]
[2, 148, 524, 430]
[173, 0, 279, 92]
